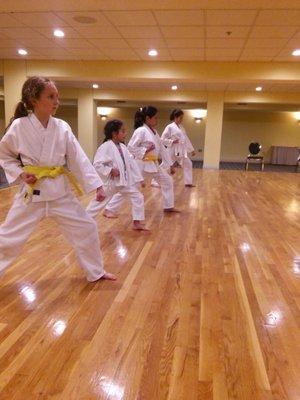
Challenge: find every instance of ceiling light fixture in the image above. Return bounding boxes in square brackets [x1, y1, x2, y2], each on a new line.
[171, 85, 178, 90]
[92, 83, 99, 89]
[148, 49, 158, 57]
[54, 29, 65, 38]
[18, 48, 28, 56]
[255, 86, 262, 92]
[292, 49, 300, 56]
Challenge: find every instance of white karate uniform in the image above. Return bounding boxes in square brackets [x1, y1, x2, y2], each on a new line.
[117, 123, 175, 210]
[86, 140, 145, 221]
[0, 113, 106, 282]
[161, 122, 195, 185]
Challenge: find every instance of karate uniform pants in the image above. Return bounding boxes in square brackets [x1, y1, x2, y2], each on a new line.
[106, 168, 174, 212]
[182, 157, 193, 185]
[0, 192, 105, 282]
[87, 183, 145, 221]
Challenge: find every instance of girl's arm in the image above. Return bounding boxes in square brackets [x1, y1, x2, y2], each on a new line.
[0, 128, 24, 184]
[65, 127, 103, 193]
[128, 129, 148, 160]
[161, 125, 175, 147]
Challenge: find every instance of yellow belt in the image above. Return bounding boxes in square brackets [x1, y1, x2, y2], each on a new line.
[143, 154, 158, 162]
[22, 165, 83, 202]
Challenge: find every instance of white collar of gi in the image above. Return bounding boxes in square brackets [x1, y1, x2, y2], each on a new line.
[143, 123, 157, 135]
[29, 112, 53, 131]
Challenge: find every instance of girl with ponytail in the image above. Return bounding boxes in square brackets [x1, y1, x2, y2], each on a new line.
[0, 76, 116, 283]
[161, 109, 196, 187]
[105, 106, 180, 214]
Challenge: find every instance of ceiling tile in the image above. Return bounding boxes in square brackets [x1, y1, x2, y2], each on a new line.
[68, 48, 108, 59]
[75, 26, 121, 38]
[239, 55, 274, 61]
[118, 26, 161, 38]
[206, 38, 245, 48]
[161, 26, 204, 38]
[0, 38, 23, 48]
[56, 38, 95, 48]
[250, 26, 298, 39]
[126, 38, 166, 48]
[0, 27, 44, 39]
[154, 10, 204, 25]
[284, 37, 300, 48]
[206, 10, 257, 26]
[206, 26, 250, 38]
[88, 38, 130, 49]
[206, 48, 241, 60]
[240, 48, 280, 57]
[245, 38, 288, 48]
[0, 13, 23, 27]
[169, 48, 204, 60]
[102, 48, 140, 60]
[256, 10, 300, 25]
[18, 37, 63, 48]
[165, 37, 204, 48]
[104, 11, 156, 26]
[12, 12, 68, 27]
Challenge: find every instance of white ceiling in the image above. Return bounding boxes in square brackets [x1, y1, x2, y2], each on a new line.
[0, 2, 299, 62]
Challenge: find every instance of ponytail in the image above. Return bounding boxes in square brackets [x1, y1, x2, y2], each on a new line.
[134, 106, 158, 129]
[170, 108, 184, 121]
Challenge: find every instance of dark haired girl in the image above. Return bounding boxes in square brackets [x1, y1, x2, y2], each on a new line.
[86, 119, 148, 230]
[161, 109, 196, 187]
[105, 106, 179, 213]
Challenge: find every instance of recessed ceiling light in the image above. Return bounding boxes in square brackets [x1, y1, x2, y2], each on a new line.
[171, 85, 178, 90]
[92, 83, 99, 89]
[148, 49, 158, 57]
[18, 49, 28, 56]
[54, 29, 65, 38]
[292, 49, 300, 56]
[256, 86, 262, 92]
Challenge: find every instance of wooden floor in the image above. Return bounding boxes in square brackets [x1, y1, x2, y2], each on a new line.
[0, 169, 299, 400]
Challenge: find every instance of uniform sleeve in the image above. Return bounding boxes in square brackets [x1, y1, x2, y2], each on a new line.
[158, 136, 174, 169]
[65, 128, 103, 193]
[161, 125, 173, 148]
[93, 144, 113, 178]
[0, 125, 23, 184]
[128, 129, 147, 160]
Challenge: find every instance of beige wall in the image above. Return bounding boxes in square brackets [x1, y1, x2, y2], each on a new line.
[55, 105, 78, 138]
[221, 110, 300, 162]
[0, 103, 78, 139]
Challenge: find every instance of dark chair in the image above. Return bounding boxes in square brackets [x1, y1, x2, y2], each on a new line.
[245, 143, 264, 171]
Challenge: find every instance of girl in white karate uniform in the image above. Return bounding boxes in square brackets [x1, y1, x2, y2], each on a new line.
[86, 119, 148, 230]
[0, 76, 116, 282]
[105, 106, 179, 214]
[160, 109, 196, 187]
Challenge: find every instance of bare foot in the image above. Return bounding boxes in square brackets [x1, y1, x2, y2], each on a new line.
[185, 184, 196, 187]
[133, 221, 150, 231]
[101, 272, 117, 281]
[103, 210, 118, 218]
[164, 207, 181, 213]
